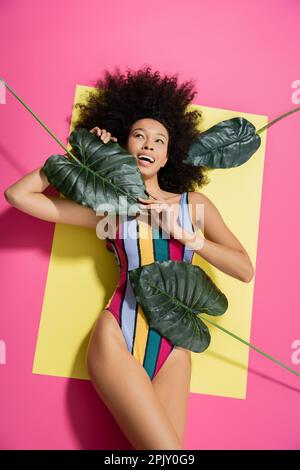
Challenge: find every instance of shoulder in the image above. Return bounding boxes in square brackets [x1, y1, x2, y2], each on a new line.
[187, 190, 216, 212]
[187, 191, 250, 256]
[187, 191, 223, 217]
[188, 190, 210, 202]
[186, 190, 224, 237]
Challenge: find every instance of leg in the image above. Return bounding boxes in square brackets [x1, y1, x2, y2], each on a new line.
[152, 346, 192, 448]
[86, 309, 182, 450]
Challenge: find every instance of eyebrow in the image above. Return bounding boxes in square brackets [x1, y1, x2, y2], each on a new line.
[132, 127, 168, 140]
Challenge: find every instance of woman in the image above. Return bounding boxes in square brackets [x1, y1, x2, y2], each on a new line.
[4, 66, 254, 450]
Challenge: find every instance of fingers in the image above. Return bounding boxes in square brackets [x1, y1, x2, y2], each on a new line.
[138, 192, 160, 202]
[142, 189, 157, 199]
[138, 197, 154, 203]
[138, 202, 169, 212]
[138, 196, 166, 204]
[89, 127, 118, 144]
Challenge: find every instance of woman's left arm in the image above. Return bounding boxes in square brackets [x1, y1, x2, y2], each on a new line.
[179, 192, 255, 283]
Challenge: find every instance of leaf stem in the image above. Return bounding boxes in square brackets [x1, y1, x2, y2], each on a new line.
[200, 315, 300, 378]
[2, 79, 81, 164]
[2, 78, 145, 206]
[257, 106, 300, 134]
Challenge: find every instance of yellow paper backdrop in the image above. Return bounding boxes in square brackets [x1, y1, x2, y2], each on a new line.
[33, 84, 268, 399]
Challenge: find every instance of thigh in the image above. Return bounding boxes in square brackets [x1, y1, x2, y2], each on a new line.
[86, 310, 182, 450]
[87, 308, 128, 359]
[152, 346, 192, 447]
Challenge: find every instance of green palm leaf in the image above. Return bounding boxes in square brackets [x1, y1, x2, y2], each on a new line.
[184, 106, 300, 169]
[129, 260, 300, 378]
[42, 127, 148, 216]
[183, 117, 261, 168]
[128, 260, 228, 352]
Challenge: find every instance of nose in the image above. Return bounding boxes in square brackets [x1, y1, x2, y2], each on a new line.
[142, 143, 154, 151]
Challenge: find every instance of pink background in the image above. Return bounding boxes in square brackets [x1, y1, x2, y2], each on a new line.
[1, 0, 300, 450]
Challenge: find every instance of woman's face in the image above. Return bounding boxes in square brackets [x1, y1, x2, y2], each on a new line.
[126, 118, 169, 175]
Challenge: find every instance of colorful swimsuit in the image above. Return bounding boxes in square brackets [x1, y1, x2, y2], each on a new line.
[104, 191, 196, 380]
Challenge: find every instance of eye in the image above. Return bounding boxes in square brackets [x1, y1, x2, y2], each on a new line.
[135, 133, 164, 144]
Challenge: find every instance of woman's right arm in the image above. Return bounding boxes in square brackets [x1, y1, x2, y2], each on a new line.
[4, 165, 105, 229]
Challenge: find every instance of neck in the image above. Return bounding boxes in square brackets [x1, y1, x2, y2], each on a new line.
[144, 173, 163, 196]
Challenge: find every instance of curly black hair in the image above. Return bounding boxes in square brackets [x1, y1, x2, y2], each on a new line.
[71, 65, 210, 194]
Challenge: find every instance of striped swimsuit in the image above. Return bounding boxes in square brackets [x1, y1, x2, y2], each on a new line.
[104, 191, 196, 380]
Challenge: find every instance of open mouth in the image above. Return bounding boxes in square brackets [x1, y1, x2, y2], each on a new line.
[137, 154, 155, 164]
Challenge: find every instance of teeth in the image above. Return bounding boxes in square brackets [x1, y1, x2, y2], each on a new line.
[138, 155, 155, 163]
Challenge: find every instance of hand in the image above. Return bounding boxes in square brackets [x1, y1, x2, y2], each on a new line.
[63, 127, 118, 159]
[89, 127, 118, 143]
[137, 191, 182, 239]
